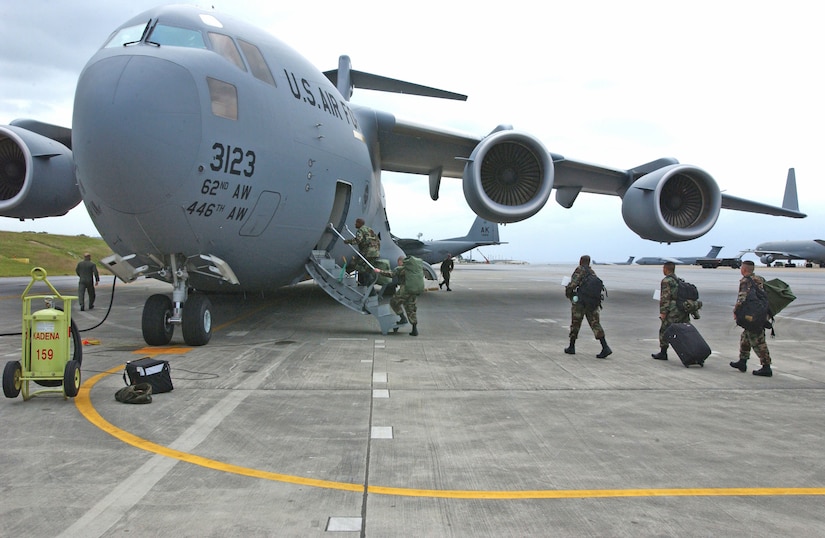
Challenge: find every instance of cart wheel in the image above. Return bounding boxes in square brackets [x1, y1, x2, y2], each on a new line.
[63, 360, 81, 398]
[3, 361, 22, 398]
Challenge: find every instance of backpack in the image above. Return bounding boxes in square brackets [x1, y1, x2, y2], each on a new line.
[675, 278, 702, 314]
[735, 278, 770, 333]
[576, 272, 605, 311]
[114, 382, 153, 404]
[763, 278, 795, 317]
[402, 256, 425, 295]
[763, 278, 796, 337]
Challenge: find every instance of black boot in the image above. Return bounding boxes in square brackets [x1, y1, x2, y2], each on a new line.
[439, 281, 443, 289]
[596, 337, 612, 359]
[409, 324, 418, 336]
[729, 359, 747, 372]
[651, 348, 668, 360]
[397, 314, 408, 325]
[564, 338, 576, 355]
[753, 365, 772, 377]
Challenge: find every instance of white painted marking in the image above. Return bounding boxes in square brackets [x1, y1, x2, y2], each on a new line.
[373, 372, 387, 383]
[371, 426, 393, 439]
[327, 517, 362, 532]
[373, 389, 390, 398]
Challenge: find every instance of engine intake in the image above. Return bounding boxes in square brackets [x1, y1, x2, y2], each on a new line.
[0, 125, 80, 218]
[621, 164, 721, 242]
[462, 130, 554, 223]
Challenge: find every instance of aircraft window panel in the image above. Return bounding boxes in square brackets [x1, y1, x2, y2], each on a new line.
[238, 40, 276, 86]
[208, 33, 246, 72]
[207, 77, 238, 120]
[104, 23, 147, 48]
[149, 24, 207, 49]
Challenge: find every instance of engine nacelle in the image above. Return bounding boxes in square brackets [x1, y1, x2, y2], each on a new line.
[0, 125, 80, 219]
[621, 164, 721, 242]
[462, 130, 554, 224]
[760, 254, 775, 265]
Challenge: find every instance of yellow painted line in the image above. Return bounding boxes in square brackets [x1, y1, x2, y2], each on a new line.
[75, 367, 825, 500]
[75, 367, 362, 493]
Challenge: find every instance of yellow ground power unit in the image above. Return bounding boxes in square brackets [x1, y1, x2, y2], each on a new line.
[3, 268, 83, 401]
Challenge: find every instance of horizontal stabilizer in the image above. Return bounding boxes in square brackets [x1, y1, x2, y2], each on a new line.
[324, 56, 467, 102]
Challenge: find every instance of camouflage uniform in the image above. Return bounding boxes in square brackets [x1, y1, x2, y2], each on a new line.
[658, 274, 690, 349]
[565, 265, 605, 340]
[735, 274, 772, 366]
[379, 264, 418, 324]
[345, 224, 380, 281]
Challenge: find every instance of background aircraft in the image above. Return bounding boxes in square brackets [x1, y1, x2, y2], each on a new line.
[753, 240, 825, 267]
[635, 246, 724, 265]
[393, 216, 502, 265]
[594, 256, 635, 265]
[0, 5, 806, 346]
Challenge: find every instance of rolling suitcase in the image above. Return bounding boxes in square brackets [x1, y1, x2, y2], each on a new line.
[664, 323, 710, 367]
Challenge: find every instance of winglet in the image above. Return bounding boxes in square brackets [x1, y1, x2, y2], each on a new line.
[782, 168, 799, 212]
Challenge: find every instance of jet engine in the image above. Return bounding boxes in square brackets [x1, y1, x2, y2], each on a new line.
[0, 125, 80, 219]
[621, 164, 721, 242]
[462, 130, 554, 223]
[759, 254, 775, 265]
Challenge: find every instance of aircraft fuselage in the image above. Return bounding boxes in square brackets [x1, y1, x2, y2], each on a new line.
[72, 5, 399, 291]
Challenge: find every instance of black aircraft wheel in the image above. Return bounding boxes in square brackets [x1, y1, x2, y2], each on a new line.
[3, 361, 22, 398]
[142, 294, 174, 346]
[182, 294, 213, 346]
[63, 360, 81, 398]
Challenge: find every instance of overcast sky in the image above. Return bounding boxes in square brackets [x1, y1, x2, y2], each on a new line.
[1, 1, 822, 264]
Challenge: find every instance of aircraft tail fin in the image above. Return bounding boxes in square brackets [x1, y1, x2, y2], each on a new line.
[782, 168, 799, 212]
[626, 256, 635, 264]
[706, 246, 723, 258]
[324, 55, 467, 102]
[459, 216, 500, 244]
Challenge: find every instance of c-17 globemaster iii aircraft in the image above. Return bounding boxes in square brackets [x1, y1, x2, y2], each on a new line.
[0, 5, 806, 345]
[393, 216, 503, 265]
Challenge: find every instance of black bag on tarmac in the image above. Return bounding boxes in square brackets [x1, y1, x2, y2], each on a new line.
[664, 323, 711, 367]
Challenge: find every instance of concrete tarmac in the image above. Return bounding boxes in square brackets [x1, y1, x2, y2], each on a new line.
[0, 263, 823, 537]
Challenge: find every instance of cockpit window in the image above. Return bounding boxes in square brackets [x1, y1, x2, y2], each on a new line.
[207, 77, 238, 120]
[208, 33, 246, 72]
[148, 24, 207, 49]
[238, 40, 276, 86]
[104, 23, 147, 48]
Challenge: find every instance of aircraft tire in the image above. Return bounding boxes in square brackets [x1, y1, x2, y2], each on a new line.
[142, 294, 174, 346]
[182, 294, 212, 346]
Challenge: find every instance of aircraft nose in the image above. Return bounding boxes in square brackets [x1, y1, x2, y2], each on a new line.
[73, 54, 202, 214]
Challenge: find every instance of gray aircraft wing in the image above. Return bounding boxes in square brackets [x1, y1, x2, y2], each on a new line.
[374, 116, 804, 223]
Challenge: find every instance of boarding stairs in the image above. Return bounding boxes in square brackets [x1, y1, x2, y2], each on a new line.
[305, 227, 402, 335]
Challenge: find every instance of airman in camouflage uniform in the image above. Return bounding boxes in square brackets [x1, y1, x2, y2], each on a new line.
[652, 261, 690, 360]
[345, 218, 380, 285]
[377, 256, 420, 336]
[730, 260, 773, 377]
[564, 255, 611, 358]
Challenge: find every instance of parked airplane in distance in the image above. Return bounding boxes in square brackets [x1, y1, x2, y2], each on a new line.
[594, 256, 634, 265]
[393, 216, 502, 265]
[635, 246, 723, 265]
[753, 240, 825, 268]
[0, 6, 806, 345]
